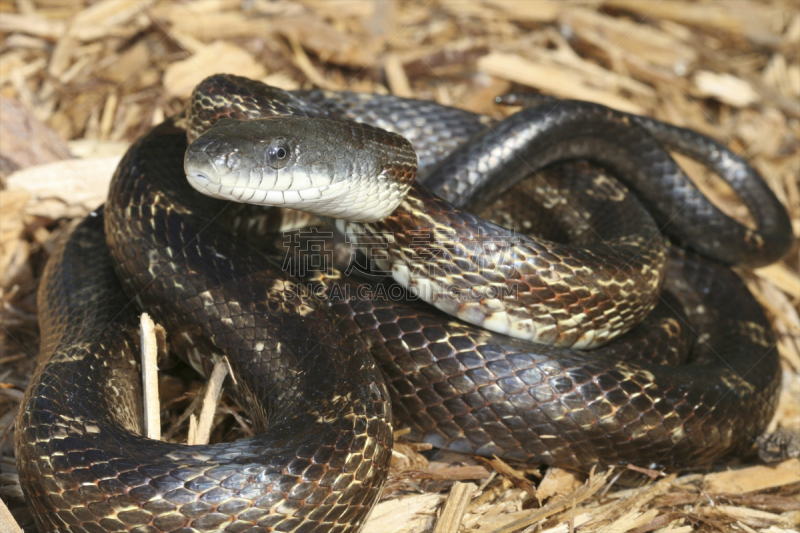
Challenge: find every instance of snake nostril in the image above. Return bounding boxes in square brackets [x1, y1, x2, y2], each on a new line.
[369, 383, 382, 401]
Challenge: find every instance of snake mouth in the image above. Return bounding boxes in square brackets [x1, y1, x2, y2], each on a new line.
[187, 170, 214, 188]
[184, 142, 349, 209]
[186, 162, 337, 207]
[184, 149, 222, 189]
[184, 128, 338, 205]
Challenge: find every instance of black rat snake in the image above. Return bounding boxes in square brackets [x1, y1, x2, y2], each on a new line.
[16, 74, 791, 532]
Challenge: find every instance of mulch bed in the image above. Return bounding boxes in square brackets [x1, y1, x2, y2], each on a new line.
[1, 1, 799, 532]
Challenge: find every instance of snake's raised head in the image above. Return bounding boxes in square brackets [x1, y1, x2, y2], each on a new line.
[184, 115, 417, 222]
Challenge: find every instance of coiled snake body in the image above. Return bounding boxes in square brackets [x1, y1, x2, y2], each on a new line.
[16, 75, 790, 532]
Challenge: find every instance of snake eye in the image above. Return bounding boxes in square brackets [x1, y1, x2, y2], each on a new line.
[266, 139, 291, 169]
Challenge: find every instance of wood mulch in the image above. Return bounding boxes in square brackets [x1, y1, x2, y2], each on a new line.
[1, 1, 799, 532]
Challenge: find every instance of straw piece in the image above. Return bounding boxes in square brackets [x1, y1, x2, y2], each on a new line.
[486, 456, 537, 499]
[701, 505, 792, 529]
[140, 313, 161, 440]
[385, 54, 412, 98]
[187, 360, 229, 446]
[162, 388, 205, 442]
[755, 263, 800, 300]
[487, 471, 611, 533]
[433, 481, 475, 533]
[288, 35, 334, 90]
[99, 91, 118, 141]
[187, 414, 198, 446]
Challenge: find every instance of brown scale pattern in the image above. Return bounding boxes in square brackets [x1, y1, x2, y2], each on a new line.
[343, 181, 665, 349]
[299, 162, 777, 469]
[325, 246, 780, 469]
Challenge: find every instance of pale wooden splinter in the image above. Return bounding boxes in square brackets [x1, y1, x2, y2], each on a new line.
[433, 481, 476, 533]
[187, 360, 228, 445]
[0, 497, 23, 533]
[140, 312, 161, 440]
[140, 311, 232, 445]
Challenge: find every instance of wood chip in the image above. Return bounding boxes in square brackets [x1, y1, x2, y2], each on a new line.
[559, 8, 697, 69]
[99, 41, 157, 89]
[275, 13, 382, 67]
[483, 0, 560, 22]
[287, 34, 335, 90]
[693, 71, 760, 107]
[152, 7, 271, 42]
[433, 481, 475, 533]
[99, 90, 118, 141]
[69, 0, 155, 41]
[0, 13, 66, 39]
[537, 467, 584, 503]
[187, 414, 199, 445]
[363, 493, 443, 533]
[603, 0, 774, 38]
[6, 157, 121, 217]
[601, 508, 662, 533]
[0, 497, 22, 533]
[477, 52, 645, 114]
[391, 441, 429, 470]
[703, 459, 800, 494]
[0, 98, 70, 169]
[163, 42, 266, 99]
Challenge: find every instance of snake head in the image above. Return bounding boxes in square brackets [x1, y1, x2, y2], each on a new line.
[184, 115, 417, 222]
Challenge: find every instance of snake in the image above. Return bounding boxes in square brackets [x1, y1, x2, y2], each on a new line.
[16, 74, 791, 532]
